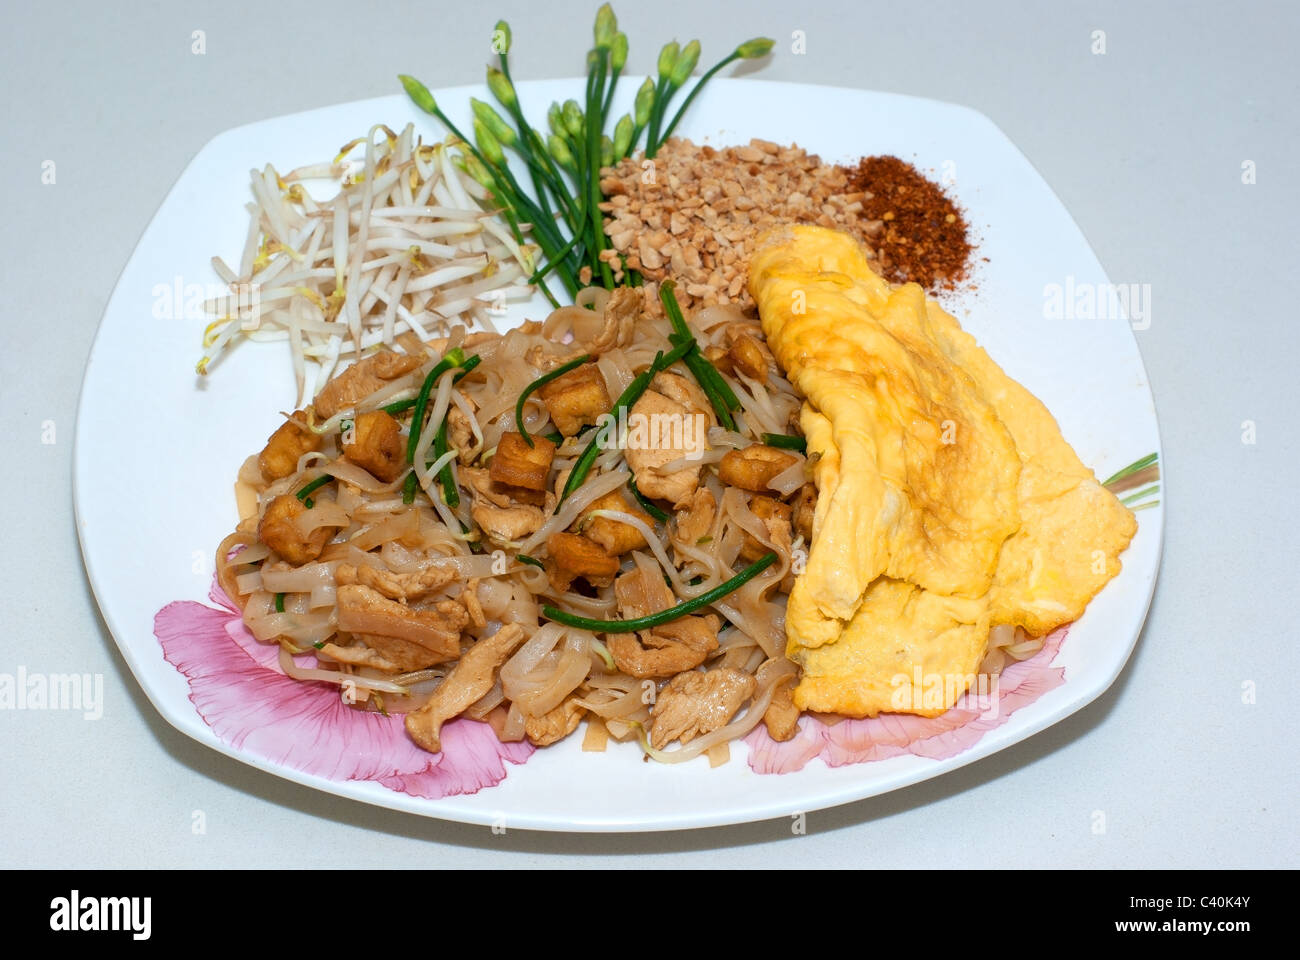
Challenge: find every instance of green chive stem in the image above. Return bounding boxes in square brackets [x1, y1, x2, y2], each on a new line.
[515, 354, 592, 447]
[543, 552, 777, 632]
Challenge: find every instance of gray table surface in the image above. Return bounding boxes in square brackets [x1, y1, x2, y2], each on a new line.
[3, 0, 1296, 868]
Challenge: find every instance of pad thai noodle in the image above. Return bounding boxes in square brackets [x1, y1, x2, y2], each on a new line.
[219, 283, 812, 764]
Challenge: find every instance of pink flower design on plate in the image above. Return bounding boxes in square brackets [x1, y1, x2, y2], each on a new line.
[153, 577, 533, 800]
[744, 628, 1069, 774]
[154, 576, 1069, 793]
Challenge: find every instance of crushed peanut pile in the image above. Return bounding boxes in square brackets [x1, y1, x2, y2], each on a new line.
[599, 137, 886, 315]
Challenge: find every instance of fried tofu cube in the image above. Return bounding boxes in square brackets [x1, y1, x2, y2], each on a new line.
[578, 490, 653, 556]
[258, 494, 336, 565]
[538, 363, 610, 436]
[489, 431, 555, 491]
[544, 532, 620, 592]
[718, 444, 800, 492]
[727, 333, 769, 381]
[740, 495, 793, 562]
[257, 413, 323, 481]
[703, 344, 734, 377]
[341, 411, 406, 482]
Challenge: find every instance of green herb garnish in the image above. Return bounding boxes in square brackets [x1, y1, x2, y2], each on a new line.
[543, 552, 776, 632]
[516, 354, 592, 447]
[762, 432, 807, 453]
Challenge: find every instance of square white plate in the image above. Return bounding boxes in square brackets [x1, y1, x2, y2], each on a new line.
[74, 78, 1163, 831]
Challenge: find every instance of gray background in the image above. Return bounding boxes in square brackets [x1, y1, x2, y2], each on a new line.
[3, 0, 1297, 867]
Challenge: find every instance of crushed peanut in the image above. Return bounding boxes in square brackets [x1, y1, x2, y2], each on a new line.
[600, 137, 883, 315]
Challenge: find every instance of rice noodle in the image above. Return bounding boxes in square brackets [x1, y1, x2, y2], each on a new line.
[767, 456, 808, 496]
[277, 646, 410, 695]
[692, 303, 749, 332]
[500, 624, 592, 717]
[224, 286, 819, 763]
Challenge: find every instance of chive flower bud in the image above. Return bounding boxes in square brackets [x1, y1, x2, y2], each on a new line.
[398, 75, 437, 114]
[611, 32, 628, 72]
[613, 113, 634, 157]
[473, 118, 506, 167]
[670, 40, 700, 87]
[492, 20, 512, 55]
[633, 77, 655, 126]
[562, 99, 584, 139]
[594, 3, 618, 49]
[486, 66, 517, 110]
[657, 41, 680, 82]
[735, 37, 775, 59]
[470, 98, 518, 148]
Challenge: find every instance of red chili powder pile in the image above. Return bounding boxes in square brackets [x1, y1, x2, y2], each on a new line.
[843, 156, 973, 292]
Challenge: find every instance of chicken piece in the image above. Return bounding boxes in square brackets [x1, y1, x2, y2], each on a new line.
[762, 677, 801, 742]
[313, 350, 423, 419]
[462, 577, 486, 628]
[318, 641, 400, 673]
[462, 466, 549, 543]
[446, 402, 477, 465]
[588, 286, 640, 355]
[672, 488, 716, 550]
[652, 370, 713, 416]
[258, 494, 337, 565]
[740, 495, 793, 563]
[336, 584, 466, 672]
[461, 466, 511, 507]
[405, 623, 528, 753]
[718, 444, 799, 492]
[462, 464, 550, 508]
[489, 431, 556, 491]
[523, 696, 587, 746]
[544, 533, 620, 592]
[609, 630, 676, 678]
[538, 362, 610, 436]
[474, 502, 547, 544]
[606, 564, 720, 678]
[727, 332, 770, 381]
[340, 410, 406, 482]
[577, 490, 653, 556]
[649, 667, 756, 749]
[335, 562, 458, 602]
[524, 344, 584, 373]
[348, 622, 456, 674]
[614, 559, 675, 616]
[624, 372, 714, 508]
[257, 413, 323, 481]
[792, 482, 817, 542]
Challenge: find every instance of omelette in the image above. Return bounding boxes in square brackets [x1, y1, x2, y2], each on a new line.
[748, 225, 1137, 718]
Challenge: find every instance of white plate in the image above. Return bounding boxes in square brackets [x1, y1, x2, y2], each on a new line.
[74, 78, 1164, 831]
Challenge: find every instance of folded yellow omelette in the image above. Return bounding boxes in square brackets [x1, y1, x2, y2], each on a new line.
[748, 225, 1137, 717]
